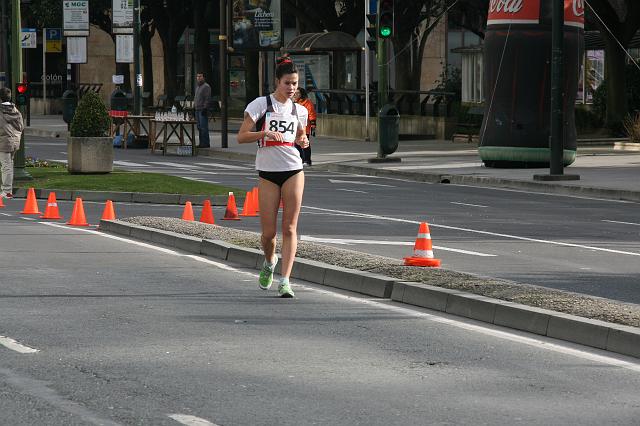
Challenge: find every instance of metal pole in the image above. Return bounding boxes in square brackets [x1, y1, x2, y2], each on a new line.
[133, 0, 142, 115]
[376, 4, 387, 158]
[1, 0, 8, 82]
[549, 0, 564, 175]
[11, 0, 30, 179]
[219, 0, 228, 149]
[42, 27, 46, 115]
[364, 0, 370, 141]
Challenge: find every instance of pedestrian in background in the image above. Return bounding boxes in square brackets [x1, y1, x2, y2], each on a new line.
[194, 72, 211, 148]
[293, 87, 316, 166]
[0, 87, 24, 199]
[237, 56, 310, 298]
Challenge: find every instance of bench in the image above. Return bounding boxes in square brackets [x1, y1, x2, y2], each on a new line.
[452, 106, 485, 143]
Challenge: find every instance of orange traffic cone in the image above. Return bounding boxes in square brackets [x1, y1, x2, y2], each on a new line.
[21, 188, 41, 215]
[223, 192, 240, 220]
[403, 222, 441, 267]
[41, 192, 62, 220]
[101, 200, 116, 220]
[240, 191, 258, 217]
[181, 201, 195, 221]
[0, 195, 4, 208]
[253, 187, 260, 213]
[199, 199, 215, 224]
[67, 198, 89, 226]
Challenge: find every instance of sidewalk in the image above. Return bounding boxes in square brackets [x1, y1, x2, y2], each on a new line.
[26, 114, 640, 202]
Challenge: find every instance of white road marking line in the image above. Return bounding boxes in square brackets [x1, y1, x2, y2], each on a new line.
[39, 221, 640, 371]
[113, 160, 150, 167]
[300, 236, 496, 257]
[451, 202, 488, 208]
[148, 161, 202, 168]
[20, 217, 36, 221]
[302, 206, 640, 257]
[450, 183, 635, 203]
[336, 188, 368, 194]
[0, 336, 39, 353]
[602, 219, 640, 226]
[194, 162, 250, 170]
[168, 414, 218, 426]
[328, 179, 395, 187]
[0, 213, 11, 216]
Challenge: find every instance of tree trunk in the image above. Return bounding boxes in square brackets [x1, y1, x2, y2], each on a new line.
[245, 51, 260, 103]
[141, 23, 155, 107]
[603, 34, 627, 130]
[194, 0, 213, 86]
[393, 33, 418, 91]
[160, 35, 180, 104]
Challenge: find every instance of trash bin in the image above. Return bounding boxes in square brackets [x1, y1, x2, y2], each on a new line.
[110, 89, 128, 114]
[62, 89, 77, 125]
[378, 104, 400, 156]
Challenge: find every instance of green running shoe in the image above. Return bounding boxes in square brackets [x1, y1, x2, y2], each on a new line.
[278, 279, 295, 298]
[259, 257, 278, 290]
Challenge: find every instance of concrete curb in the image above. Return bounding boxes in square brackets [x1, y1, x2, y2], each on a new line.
[99, 219, 639, 359]
[327, 163, 640, 203]
[25, 128, 66, 138]
[12, 188, 240, 206]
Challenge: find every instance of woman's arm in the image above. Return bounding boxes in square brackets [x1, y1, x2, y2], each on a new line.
[237, 112, 284, 144]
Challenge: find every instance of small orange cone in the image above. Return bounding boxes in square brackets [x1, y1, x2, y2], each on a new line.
[67, 198, 89, 226]
[253, 187, 260, 213]
[240, 191, 258, 217]
[223, 192, 241, 220]
[21, 188, 41, 215]
[0, 196, 4, 208]
[199, 199, 215, 224]
[181, 201, 195, 221]
[41, 192, 62, 219]
[403, 222, 441, 267]
[101, 200, 116, 220]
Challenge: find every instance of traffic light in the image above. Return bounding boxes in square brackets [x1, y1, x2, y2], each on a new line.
[366, 13, 377, 51]
[15, 82, 29, 107]
[379, 0, 394, 38]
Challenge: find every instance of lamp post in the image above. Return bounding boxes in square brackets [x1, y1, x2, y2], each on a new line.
[219, 0, 228, 149]
[133, 0, 142, 115]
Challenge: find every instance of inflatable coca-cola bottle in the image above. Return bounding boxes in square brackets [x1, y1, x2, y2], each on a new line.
[479, 0, 584, 167]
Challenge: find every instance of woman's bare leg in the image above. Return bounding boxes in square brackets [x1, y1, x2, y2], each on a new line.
[259, 178, 281, 264]
[279, 172, 304, 279]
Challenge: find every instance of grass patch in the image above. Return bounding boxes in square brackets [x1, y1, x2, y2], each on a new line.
[23, 167, 242, 195]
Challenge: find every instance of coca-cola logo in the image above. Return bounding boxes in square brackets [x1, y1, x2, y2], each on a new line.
[489, 0, 524, 14]
[572, 0, 584, 17]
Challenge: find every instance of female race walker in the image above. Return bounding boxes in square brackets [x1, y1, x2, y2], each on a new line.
[237, 57, 309, 298]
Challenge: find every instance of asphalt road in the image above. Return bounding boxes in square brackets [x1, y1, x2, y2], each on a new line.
[25, 137, 640, 304]
[1, 218, 639, 425]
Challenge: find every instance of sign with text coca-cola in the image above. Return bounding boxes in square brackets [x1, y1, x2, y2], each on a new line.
[565, 0, 585, 28]
[487, 0, 540, 26]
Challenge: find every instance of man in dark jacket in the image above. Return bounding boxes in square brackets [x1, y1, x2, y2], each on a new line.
[194, 72, 211, 148]
[0, 87, 24, 199]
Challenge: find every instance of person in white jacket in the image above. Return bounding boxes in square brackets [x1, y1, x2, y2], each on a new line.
[0, 87, 24, 199]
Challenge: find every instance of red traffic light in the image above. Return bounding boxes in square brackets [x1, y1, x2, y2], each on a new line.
[16, 83, 28, 94]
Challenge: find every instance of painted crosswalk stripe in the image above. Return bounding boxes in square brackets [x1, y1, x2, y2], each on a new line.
[148, 162, 201, 168]
[114, 160, 150, 167]
[0, 336, 39, 353]
[451, 202, 488, 208]
[167, 414, 218, 425]
[194, 162, 250, 170]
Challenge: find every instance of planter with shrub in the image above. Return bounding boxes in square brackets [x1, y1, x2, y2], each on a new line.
[67, 91, 113, 173]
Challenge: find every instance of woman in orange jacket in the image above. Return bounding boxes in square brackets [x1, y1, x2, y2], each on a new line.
[293, 87, 316, 166]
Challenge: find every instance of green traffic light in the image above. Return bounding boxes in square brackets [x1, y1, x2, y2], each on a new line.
[380, 27, 392, 37]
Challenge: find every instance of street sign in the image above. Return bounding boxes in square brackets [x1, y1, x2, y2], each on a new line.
[115, 34, 133, 63]
[112, 0, 134, 34]
[21, 28, 37, 49]
[63, 1, 90, 37]
[45, 28, 63, 53]
[67, 37, 87, 64]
